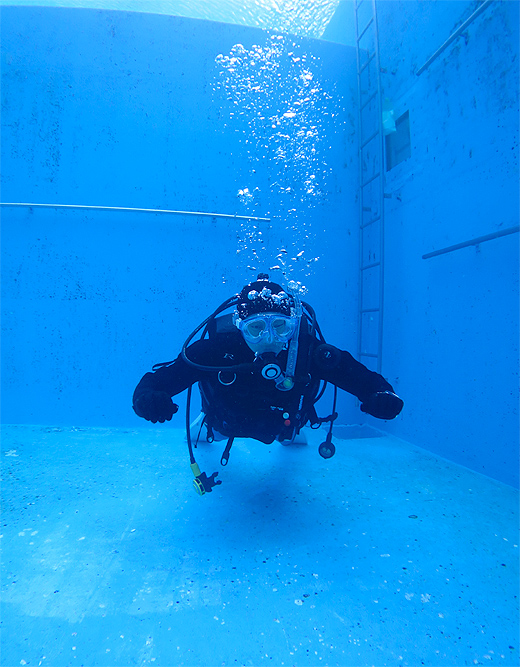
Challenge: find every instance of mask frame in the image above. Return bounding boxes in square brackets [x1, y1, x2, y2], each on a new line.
[235, 312, 298, 345]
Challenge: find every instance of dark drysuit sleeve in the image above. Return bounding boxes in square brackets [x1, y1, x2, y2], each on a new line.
[132, 339, 209, 404]
[311, 343, 403, 419]
[310, 341, 396, 396]
[318, 349, 394, 402]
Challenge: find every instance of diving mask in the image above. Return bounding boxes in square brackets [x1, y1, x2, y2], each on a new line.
[236, 313, 298, 344]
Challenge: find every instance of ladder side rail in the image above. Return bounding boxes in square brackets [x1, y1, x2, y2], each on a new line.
[354, 1, 365, 370]
[372, 0, 385, 375]
[355, 0, 385, 373]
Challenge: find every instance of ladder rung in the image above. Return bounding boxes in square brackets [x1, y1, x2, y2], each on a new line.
[359, 352, 378, 358]
[361, 171, 381, 188]
[361, 90, 378, 111]
[355, 0, 366, 10]
[361, 261, 381, 271]
[361, 214, 381, 228]
[360, 130, 378, 149]
[359, 52, 376, 75]
[361, 308, 380, 314]
[357, 17, 374, 42]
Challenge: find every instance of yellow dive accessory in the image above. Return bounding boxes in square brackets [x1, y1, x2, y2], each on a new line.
[186, 386, 222, 496]
[191, 463, 206, 495]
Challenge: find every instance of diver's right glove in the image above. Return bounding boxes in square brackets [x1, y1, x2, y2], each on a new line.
[360, 391, 404, 420]
[132, 391, 178, 423]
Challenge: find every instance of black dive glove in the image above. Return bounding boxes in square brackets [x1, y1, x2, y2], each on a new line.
[133, 391, 178, 423]
[360, 391, 403, 420]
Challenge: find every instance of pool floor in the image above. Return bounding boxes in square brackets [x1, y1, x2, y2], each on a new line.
[1, 424, 518, 666]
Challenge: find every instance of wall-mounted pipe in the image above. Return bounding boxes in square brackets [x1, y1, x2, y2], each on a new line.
[0, 202, 271, 222]
[416, 0, 494, 76]
[422, 225, 519, 259]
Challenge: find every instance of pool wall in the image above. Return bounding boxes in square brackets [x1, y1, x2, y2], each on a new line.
[0, 8, 360, 428]
[361, 0, 519, 487]
[1, 2, 519, 487]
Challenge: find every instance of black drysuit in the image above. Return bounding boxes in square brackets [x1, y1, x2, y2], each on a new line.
[133, 314, 403, 442]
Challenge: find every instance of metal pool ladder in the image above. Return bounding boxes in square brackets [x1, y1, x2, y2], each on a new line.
[354, 0, 385, 374]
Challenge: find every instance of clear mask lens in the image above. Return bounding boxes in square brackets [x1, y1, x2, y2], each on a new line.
[240, 314, 296, 343]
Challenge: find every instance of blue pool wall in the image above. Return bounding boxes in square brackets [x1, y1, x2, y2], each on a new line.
[324, 0, 519, 487]
[364, 0, 519, 487]
[1, 2, 519, 487]
[0, 7, 360, 428]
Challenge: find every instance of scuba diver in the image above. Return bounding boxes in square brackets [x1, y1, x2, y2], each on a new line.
[132, 273, 404, 495]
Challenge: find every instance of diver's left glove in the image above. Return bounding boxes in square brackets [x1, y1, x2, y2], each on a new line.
[360, 391, 403, 420]
[133, 391, 178, 423]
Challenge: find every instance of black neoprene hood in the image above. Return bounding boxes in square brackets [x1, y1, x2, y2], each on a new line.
[236, 276, 295, 319]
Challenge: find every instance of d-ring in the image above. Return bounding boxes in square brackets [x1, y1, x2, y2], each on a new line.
[218, 370, 236, 386]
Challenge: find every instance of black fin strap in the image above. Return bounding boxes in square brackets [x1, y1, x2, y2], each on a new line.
[221, 437, 234, 466]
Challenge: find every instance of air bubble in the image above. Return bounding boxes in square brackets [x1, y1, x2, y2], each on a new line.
[215, 34, 344, 282]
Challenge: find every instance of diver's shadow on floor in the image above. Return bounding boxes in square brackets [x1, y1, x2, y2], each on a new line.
[185, 440, 336, 549]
